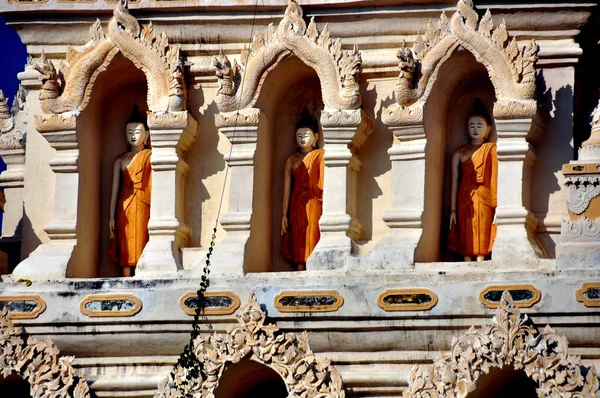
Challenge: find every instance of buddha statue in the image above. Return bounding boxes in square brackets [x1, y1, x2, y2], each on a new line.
[281, 108, 325, 271]
[109, 105, 152, 276]
[448, 99, 498, 262]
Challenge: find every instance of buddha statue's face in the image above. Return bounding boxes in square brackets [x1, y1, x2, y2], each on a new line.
[296, 127, 318, 153]
[467, 116, 491, 144]
[126, 122, 149, 148]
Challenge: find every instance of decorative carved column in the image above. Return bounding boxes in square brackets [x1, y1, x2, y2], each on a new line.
[492, 101, 539, 264]
[12, 114, 78, 279]
[307, 108, 372, 270]
[370, 103, 425, 268]
[135, 111, 197, 277]
[210, 109, 260, 275]
[557, 106, 600, 268]
[0, 88, 26, 242]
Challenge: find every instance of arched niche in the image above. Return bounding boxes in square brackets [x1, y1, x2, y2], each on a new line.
[70, 54, 148, 277]
[379, 0, 541, 268]
[467, 366, 537, 398]
[0, 373, 32, 398]
[211, 0, 372, 274]
[157, 293, 346, 398]
[12, 2, 197, 280]
[214, 359, 288, 398]
[404, 291, 599, 397]
[0, 308, 91, 397]
[253, 56, 324, 272]
[420, 50, 496, 262]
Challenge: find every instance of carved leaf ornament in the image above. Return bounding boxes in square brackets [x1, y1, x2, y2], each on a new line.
[213, 0, 362, 113]
[32, 0, 185, 116]
[404, 291, 600, 397]
[155, 292, 346, 398]
[0, 308, 91, 397]
[386, 0, 539, 124]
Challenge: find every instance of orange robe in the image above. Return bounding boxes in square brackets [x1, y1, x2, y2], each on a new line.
[449, 142, 497, 257]
[283, 149, 325, 263]
[110, 149, 152, 267]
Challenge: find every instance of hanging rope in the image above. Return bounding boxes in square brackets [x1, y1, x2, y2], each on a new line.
[170, 0, 262, 391]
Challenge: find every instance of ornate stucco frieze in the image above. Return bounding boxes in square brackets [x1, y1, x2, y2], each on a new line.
[404, 291, 599, 397]
[0, 88, 26, 150]
[562, 216, 600, 242]
[32, 0, 186, 117]
[156, 292, 346, 398]
[0, 308, 91, 397]
[386, 0, 539, 125]
[565, 175, 600, 215]
[213, 0, 362, 113]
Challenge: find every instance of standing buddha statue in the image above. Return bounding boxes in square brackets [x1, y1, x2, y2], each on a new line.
[448, 98, 498, 261]
[281, 108, 325, 271]
[109, 105, 152, 276]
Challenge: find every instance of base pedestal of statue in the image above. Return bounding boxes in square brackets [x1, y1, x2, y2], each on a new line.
[368, 232, 418, 269]
[307, 235, 353, 271]
[207, 234, 248, 275]
[557, 241, 600, 269]
[11, 242, 75, 280]
[135, 240, 181, 278]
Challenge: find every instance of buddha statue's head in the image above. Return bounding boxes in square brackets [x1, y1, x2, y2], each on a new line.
[294, 107, 319, 153]
[467, 98, 492, 145]
[126, 104, 149, 149]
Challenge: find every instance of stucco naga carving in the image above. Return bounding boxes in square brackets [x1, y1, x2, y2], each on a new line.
[384, 0, 539, 124]
[155, 292, 346, 398]
[404, 291, 599, 397]
[213, 0, 362, 113]
[32, 0, 185, 115]
[0, 308, 90, 397]
[0, 87, 27, 150]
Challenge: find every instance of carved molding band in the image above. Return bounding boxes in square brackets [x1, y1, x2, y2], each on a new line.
[377, 288, 438, 311]
[576, 282, 600, 307]
[0, 295, 46, 319]
[156, 293, 346, 398]
[32, 2, 185, 115]
[565, 175, 600, 215]
[404, 291, 599, 397]
[274, 290, 344, 313]
[79, 294, 142, 317]
[0, 308, 91, 397]
[381, 102, 424, 126]
[479, 284, 541, 309]
[148, 111, 189, 130]
[34, 113, 76, 133]
[215, 108, 261, 129]
[493, 99, 537, 119]
[562, 216, 600, 242]
[214, 0, 362, 112]
[179, 291, 241, 316]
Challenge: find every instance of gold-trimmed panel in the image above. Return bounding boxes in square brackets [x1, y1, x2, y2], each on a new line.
[377, 288, 438, 311]
[179, 291, 241, 316]
[576, 282, 600, 307]
[80, 294, 142, 317]
[274, 290, 344, 313]
[479, 285, 541, 309]
[0, 295, 46, 319]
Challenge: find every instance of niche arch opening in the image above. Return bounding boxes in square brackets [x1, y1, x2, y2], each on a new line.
[214, 359, 288, 398]
[70, 53, 149, 278]
[419, 49, 496, 262]
[248, 56, 324, 272]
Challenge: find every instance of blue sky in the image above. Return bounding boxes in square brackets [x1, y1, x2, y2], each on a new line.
[0, 16, 27, 107]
